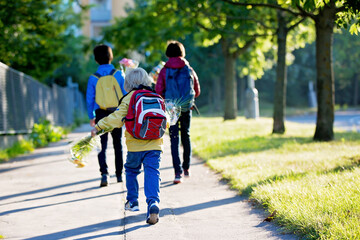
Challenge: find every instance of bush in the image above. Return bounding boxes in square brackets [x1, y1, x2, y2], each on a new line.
[0, 119, 68, 162]
[29, 118, 66, 147]
[0, 140, 34, 162]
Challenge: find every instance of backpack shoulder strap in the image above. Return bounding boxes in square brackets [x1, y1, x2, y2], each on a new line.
[93, 69, 117, 79]
[184, 65, 194, 79]
[166, 67, 180, 78]
[110, 69, 117, 76]
[92, 72, 101, 79]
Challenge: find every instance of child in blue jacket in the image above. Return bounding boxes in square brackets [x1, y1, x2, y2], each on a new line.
[86, 44, 127, 187]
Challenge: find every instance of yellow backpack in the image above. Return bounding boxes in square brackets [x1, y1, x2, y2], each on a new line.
[94, 69, 123, 111]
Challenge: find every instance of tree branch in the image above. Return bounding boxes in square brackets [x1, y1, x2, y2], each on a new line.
[221, 0, 301, 17]
[336, 6, 346, 13]
[295, 5, 316, 20]
[225, 15, 277, 30]
[197, 21, 273, 39]
[287, 18, 306, 32]
[233, 37, 256, 57]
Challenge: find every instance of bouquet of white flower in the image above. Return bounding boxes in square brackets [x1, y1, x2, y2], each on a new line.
[165, 99, 182, 126]
[68, 129, 109, 168]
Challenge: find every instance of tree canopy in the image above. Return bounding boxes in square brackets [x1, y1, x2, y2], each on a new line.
[0, 0, 82, 81]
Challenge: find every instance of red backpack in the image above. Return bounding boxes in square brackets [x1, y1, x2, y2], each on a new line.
[124, 86, 167, 140]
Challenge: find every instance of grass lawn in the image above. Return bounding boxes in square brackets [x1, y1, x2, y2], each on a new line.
[191, 117, 360, 239]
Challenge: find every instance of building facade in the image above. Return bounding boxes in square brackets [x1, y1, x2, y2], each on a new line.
[81, 0, 133, 39]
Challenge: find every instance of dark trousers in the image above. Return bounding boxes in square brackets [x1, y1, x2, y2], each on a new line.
[169, 110, 192, 175]
[95, 109, 123, 177]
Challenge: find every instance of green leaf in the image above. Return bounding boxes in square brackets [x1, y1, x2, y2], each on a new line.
[349, 23, 359, 35]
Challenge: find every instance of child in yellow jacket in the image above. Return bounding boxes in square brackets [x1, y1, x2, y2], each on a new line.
[91, 68, 162, 225]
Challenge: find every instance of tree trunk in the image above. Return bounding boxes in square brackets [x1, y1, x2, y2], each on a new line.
[214, 76, 222, 112]
[273, 10, 287, 134]
[353, 73, 359, 106]
[208, 87, 213, 114]
[238, 77, 246, 111]
[237, 76, 242, 111]
[313, 3, 336, 141]
[208, 77, 222, 114]
[223, 54, 237, 119]
[221, 39, 237, 120]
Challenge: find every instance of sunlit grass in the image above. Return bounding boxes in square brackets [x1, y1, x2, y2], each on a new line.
[191, 116, 360, 239]
[253, 169, 360, 239]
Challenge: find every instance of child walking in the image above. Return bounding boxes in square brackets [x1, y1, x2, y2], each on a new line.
[86, 44, 126, 187]
[155, 40, 200, 184]
[91, 68, 164, 225]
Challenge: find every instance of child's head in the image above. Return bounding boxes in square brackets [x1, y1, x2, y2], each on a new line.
[93, 44, 113, 65]
[124, 68, 152, 92]
[165, 40, 186, 58]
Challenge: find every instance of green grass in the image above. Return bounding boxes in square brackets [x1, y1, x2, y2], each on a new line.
[254, 169, 360, 239]
[191, 116, 360, 239]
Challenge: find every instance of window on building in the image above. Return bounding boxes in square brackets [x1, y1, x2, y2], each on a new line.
[90, 0, 112, 22]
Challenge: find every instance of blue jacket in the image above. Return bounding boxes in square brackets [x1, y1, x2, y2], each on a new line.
[86, 64, 126, 119]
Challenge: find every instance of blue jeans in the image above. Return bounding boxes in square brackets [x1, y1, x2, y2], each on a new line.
[96, 109, 123, 178]
[125, 150, 161, 206]
[169, 110, 192, 175]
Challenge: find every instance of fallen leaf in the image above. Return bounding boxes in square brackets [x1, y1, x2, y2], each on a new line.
[263, 210, 277, 222]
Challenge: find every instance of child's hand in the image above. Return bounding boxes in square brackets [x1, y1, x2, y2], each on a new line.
[90, 119, 95, 127]
[91, 128, 98, 137]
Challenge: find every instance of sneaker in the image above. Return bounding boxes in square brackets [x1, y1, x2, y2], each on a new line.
[125, 200, 139, 211]
[117, 175, 123, 183]
[146, 202, 159, 225]
[100, 174, 108, 187]
[173, 174, 182, 184]
[183, 169, 190, 177]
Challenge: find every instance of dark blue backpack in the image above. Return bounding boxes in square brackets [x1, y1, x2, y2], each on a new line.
[165, 65, 195, 112]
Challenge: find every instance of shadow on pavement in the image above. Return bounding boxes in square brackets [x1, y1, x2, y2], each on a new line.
[21, 196, 240, 240]
[0, 190, 125, 216]
[74, 231, 123, 240]
[24, 219, 122, 240]
[0, 177, 100, 201]
[0, 158, 65, 174]
[5, 149, 67, 163]
[0, 186, 100, 206]
[123, 196, 240, 225]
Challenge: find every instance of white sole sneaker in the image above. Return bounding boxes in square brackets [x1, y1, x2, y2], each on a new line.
[146, 203, 159, 225]
[125, 201, 139, 211]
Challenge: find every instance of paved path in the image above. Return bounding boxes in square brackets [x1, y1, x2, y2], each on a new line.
[287, 110, 360, 132]
[0, 124, 297, 240]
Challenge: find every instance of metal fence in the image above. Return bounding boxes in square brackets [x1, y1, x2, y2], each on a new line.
[0, 62, 86, 135]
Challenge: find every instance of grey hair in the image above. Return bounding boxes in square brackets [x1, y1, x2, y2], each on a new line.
[124, 67, 152, 92]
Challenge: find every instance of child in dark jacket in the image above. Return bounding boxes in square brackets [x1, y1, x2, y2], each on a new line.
[155, 40, 200, 184]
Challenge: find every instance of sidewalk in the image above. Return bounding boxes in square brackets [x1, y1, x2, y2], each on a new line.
[0, 124, 297, 240]
[286, 109, 360, 132]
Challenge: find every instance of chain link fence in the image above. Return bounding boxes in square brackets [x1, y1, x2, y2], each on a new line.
[0, 62, 86, 147]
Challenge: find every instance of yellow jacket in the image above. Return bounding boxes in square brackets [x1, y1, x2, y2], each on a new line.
[95, 91, 163, 152]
